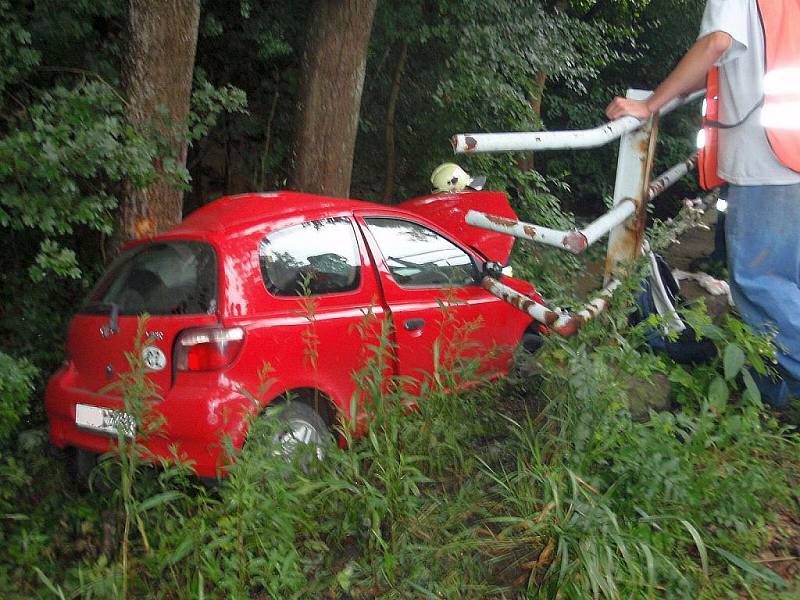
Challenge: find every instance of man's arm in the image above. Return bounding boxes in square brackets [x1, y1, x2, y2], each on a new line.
[605, 31, 733, 121]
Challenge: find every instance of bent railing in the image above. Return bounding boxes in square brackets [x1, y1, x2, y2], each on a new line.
[453, 88, 703, 336]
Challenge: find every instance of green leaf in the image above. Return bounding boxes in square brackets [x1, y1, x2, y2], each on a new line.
[336, 562, 355, 593]
[33, 567, 66, 600]
[138, 490, 183, 512]
[712, 546, 787, 588]
[165, 535, 196, 566]
[723, 344, 746, 380]
[680, 519, 708, 578]
[669, 365, 694, 387]
[741, 368, 762, 405]
[639, 542, 655, 591]
[707, 377, 729, 412]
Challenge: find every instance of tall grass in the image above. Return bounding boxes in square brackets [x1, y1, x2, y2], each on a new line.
[2, 298, 799, 598]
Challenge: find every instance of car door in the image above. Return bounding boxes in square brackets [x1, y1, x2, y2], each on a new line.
[357, 215, 527, 393]
[244, 215, 390, 419]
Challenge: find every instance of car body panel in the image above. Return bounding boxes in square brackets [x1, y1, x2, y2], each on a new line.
[396, 190, 517, 264]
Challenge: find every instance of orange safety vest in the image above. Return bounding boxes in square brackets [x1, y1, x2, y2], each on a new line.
[698, 0, 800, 190]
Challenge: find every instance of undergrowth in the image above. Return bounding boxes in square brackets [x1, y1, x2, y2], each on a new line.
[1, 295, 799, 599]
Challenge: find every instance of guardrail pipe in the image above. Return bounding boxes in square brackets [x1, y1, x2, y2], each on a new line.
[480, 277, 568, 327]
[552, 279, 621, 337]
[466, 198, 635, 255]
[481, 276, 621, 337]
[580, 199, 636, 248]
[466, 210, 578, 252]
[647, 153, 699, 201]
[452, 90, 703, 154]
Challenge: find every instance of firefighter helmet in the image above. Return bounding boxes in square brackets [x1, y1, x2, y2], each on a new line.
[430, 163, 486, 193]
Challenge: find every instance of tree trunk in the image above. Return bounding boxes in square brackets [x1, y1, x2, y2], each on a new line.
[517, 70, 547, 172]
[120, 0, 200, 245]
[290, 0, 378, 198]
[382, 41, 408, 203]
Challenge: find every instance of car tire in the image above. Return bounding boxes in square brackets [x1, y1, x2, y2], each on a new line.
[269, 401, 333, 463]
[521, 331, 543, 354]
[66, 447, 97, 492]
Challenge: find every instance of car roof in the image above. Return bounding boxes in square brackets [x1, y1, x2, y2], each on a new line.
[168, 191, 385, 238]
[133, 189, 516, 265]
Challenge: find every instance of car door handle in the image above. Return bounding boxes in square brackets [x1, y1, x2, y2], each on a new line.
[403, 318, 426, 331]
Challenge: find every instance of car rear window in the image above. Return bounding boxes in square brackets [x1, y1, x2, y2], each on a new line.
[259, 217, 361, 296]
[82, 241, 217, 315]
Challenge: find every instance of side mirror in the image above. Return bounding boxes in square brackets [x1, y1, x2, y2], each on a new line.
[482, 261, 503, 279]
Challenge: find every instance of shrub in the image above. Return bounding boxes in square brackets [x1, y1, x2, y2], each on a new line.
[0, 352, 37, 445]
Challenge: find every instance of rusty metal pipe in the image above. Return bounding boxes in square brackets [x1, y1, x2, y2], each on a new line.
[647, 153, 699, 201]
[480, 276, 567, 327]
[466, 210, 573, 250]
[552, 279, 621, 337]
[452, 90, 703, 154]
[467, 200, 635, 255]
[580, 199, 636, 247]
[482, 276, 621, 338]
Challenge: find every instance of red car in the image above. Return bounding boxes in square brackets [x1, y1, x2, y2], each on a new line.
[46, 190, 544, 479]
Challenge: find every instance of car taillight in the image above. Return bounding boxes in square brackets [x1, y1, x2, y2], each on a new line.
[175, 327, 245, 372]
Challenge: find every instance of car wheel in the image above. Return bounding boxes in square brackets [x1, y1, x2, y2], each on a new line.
[521, 331, 543, 354]
[269, 401, 332, 462]
[66, 447, 97, 492]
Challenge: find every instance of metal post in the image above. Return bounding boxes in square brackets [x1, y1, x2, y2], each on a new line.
[604, 89, 659, 283]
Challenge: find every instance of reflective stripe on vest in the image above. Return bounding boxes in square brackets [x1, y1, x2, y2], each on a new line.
[758, 0, 800, 169]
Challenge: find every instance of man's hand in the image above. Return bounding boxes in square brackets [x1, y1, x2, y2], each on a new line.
[605, 97, 653, 121]
[604, 31, 731, 123]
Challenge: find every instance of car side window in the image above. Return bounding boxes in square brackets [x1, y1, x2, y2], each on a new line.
[259, 217, 361, 296]
[365, 217, 478, 287]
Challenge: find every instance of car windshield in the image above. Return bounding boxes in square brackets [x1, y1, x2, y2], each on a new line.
[82, 241, 217, 316]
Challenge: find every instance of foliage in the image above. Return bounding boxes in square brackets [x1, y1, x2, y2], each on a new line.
[188, 74, 249, 143]
[0, 352, 37, 446]
[436, 0, 631, 130]
[541, 0, 707, 211]
[2, 298, 800, 598]
[0, 0, 40, 97]
[0, 81, 160, 279]
[0, 5, 249, 437]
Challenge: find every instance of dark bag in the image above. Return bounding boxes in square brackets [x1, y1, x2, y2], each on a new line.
[630, 253, 716, 364]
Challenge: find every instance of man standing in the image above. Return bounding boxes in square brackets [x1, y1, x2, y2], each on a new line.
[606, 0, 800, 406]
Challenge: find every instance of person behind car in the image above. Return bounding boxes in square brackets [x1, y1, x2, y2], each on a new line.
[606, 0, 800, 407]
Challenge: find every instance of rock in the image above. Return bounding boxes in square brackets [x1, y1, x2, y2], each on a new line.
[622, 372, 672, 421]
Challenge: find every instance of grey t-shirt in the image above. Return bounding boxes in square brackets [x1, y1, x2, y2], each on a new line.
[699, 0, 800, 185]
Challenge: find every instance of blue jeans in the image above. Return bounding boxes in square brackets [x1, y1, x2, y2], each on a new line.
[726, 183, 800, 406]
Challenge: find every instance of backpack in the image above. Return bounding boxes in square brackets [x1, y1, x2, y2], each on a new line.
[630, 250, 717, 364]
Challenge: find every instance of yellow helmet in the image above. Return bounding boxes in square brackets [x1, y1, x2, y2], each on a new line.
[430, 163, 486, 193]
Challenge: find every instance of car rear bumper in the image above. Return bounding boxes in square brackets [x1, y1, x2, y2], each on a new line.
[46, 365, 252, 479]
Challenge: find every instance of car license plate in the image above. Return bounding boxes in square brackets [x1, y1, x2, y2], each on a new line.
[75, 404, 136, 437]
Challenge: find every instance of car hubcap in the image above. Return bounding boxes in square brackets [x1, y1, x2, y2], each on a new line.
[274, 418, 325, 460]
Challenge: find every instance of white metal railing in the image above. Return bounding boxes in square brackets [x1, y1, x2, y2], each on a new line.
[451, 90, 703, 154]
[455, 88, 704, 335]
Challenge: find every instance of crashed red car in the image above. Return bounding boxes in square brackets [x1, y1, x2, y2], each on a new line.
[46, 190, 544, 479]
